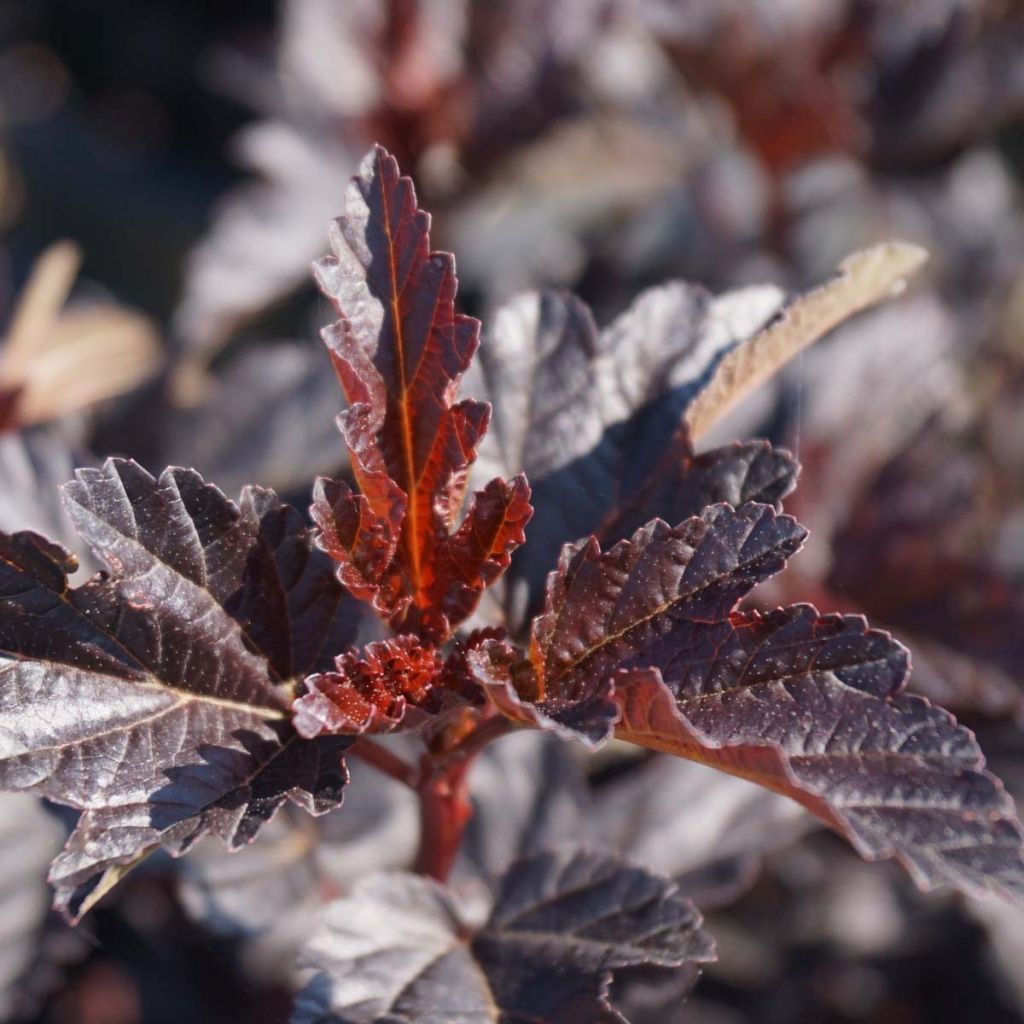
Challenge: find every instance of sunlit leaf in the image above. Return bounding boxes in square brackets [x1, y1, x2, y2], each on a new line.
[0, 459, 355, 918]
[312, 145, 531, 640]
[471, 502, 1024, 900]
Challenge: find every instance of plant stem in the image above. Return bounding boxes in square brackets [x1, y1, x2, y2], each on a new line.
[440, 712, 517, 766]
[413, 756, 473, 883]
[347, 737, 419, 788]
[411, 712, 515, 882]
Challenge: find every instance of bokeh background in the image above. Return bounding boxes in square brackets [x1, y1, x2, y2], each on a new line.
[1, 1, 1024, 1021]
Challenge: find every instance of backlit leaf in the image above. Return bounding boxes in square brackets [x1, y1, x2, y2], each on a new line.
[312, 145, 531, 640]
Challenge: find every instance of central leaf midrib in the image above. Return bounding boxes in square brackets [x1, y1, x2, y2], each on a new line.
[7, 675, 283, 760]
[381, 176, 424, 600]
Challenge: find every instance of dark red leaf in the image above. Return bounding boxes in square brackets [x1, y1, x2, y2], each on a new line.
[431, 473, 532, 629]
[470, 502, 1024, 901]
[313, 145, 531, 640]
[294, 635, 443, 737]
[0, 459, 355, 919]
[465, 285, 791, 620]
[468, 638, 620, 747]
[600, 438, 799, 546]
[611, 607, 1024, 899]
[294, 848, 714, 1024]
[293, 626, 502, 740]
[529, 505, 806, 700]
[311, 474, 401, 607]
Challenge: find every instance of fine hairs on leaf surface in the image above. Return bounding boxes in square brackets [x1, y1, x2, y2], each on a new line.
[1, 141, 1023, 1023]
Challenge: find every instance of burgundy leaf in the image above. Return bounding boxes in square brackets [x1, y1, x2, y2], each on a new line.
[468, 638, 620, 747]
[600, 438, 799, 546]
[431, 473, 532, 628]
[529, 505, 806, 701]
[228, 488, 364, 679]
[646, 626, 1024, 898]
[471, 502, 1024, 901]
[467, 285, 785, 615]
[468, 243, 924, 625]
[293, 635, 442, 737]
[0, 459, 355, 919]
[293, 627, 499, 741]
[312, 145, 531, 641]
[311, 474, 401, 607]
[294, 848, 714, 1024]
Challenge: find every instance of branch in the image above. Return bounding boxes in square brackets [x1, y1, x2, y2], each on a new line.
[347, 738, 419, 788]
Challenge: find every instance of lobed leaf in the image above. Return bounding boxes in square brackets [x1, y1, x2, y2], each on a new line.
[599, 439, 799, 547]
[470, 503, 1024, 901]
[312, 145, 531, 640]
[292, 628, 495, 741]
[612, 607, 1024, 900]
[467, 246, 924, 623]
[466, 284, 788, 616]
[0, 459, 355, 919]
[294, 848, 714, 1024]
[528, 504, 806, 700]
[293, 636, 443, 737]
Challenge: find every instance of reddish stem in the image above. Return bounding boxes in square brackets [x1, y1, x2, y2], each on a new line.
[413, 756, 473, 882]
[410, 711, 515, 881]
[347, 737, 419, 788]
[440, 713, 517, 765]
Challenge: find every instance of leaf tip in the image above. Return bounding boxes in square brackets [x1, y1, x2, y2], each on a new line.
[838, 241, 930, 297]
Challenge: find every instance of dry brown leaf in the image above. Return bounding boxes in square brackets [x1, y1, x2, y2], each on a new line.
[1, 241, 81, 378]
[685, 242, 929, 440]
[0, 241, 161, 427]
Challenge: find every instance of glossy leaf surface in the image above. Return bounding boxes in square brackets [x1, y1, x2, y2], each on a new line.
[0, 459, 354, 918]
[312, 145, 531, 640]
[471, 502, 1024, 900]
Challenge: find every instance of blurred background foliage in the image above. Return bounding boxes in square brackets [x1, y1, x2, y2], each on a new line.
[1, 1, 1023, 1021]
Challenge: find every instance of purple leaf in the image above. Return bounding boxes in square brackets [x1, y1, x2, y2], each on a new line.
[294, 848, 714, 1024]
[0, 459, 356, 919]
